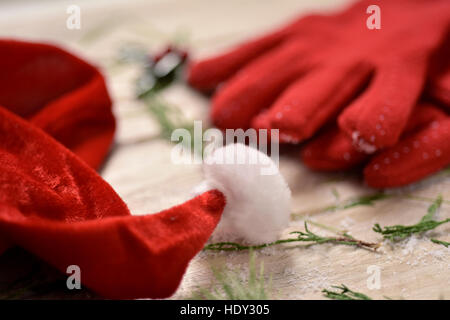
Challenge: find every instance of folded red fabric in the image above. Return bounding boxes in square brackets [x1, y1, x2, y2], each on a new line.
[0, 40, 225, 299]
[0, 40, 115, 169]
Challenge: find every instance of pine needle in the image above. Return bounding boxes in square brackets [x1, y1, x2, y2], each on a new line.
[373, 195, 450, 241]
[143, 95, 193, 139]
[322, 284, 372, 300]
[421, 195, 443, 223]
[204, 222, 380, 252]
[341, 193, 390, 209]
[141, 95, 204, 154]
[291, 192, 390, 219]
[189, 252, 271, 300]
[431, 238, 450, 248]
[292, 191, 450, 219]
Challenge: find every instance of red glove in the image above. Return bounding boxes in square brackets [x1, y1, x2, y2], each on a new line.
[189, 0, 449, 147]
[188, 0, 450, 187]
[301, 53, 450, 187]
[0, 40, 224, 299]
[301, 102, 450, 187]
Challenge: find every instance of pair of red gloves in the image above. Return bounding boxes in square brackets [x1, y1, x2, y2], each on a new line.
[188, 0, 450, 188]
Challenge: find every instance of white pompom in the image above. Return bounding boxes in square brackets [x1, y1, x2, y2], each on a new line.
[198, 143, 291, 244]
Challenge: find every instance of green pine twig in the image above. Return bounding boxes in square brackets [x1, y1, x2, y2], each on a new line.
[291, 190, 450, 219]
[421, 195, 443, 223]
[341, 193, 390, 209]
[141, 95, 205, 155]
[144, 95, 193, 139]
[189, 252, 271, 300]
[322, 284, 372, 300]
[291, 192, 390, 219]
[204, 222, 380, 252]
[373, 195, 450, 241]
[373, 219, 450, 241]
[431, 238, 450, 248]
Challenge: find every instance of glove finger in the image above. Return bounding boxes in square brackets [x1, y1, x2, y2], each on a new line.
[364, 105, 450, 188]
[187, 14, 327, 92]
[188, 30, 289, 92]
[402, 103, 449, 133]
[300, 103, 447, 173]
[427, 32, 450, 107]
[428, 66, 450, 107]
[338, 58, 428, 152]
[210, 38, 321, 130]
[301, 126, 368, 171]
[252, 61, 373, 143]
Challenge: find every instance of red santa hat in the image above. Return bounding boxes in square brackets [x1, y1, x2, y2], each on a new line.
[0, 40, 290, 299]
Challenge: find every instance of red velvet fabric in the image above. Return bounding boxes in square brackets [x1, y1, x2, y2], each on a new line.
[188, 0, 450, 188]
[0, 40, 225, 299]
[0, 40, 115, 169]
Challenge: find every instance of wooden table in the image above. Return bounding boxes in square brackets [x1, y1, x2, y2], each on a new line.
[0, 0, 449, 299]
